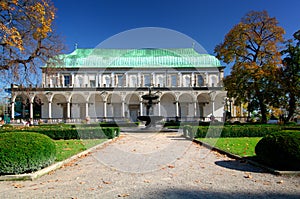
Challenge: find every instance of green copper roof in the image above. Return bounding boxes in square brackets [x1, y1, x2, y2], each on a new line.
[51, 48, 221, 68]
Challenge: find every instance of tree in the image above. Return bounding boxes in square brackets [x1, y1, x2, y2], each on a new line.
[0, 0, 63, 85]
[215, 10, 285, 123]
[277, 30, 300, 122]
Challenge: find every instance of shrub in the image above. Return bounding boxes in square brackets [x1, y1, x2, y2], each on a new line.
[255, 131, 300, 170]
[0, 132, 56, 175]
[184, 125, 281, 138]
[25, 127, 120, 140]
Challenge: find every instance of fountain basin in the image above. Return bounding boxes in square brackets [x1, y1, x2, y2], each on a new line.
[137, 115, 164, 128]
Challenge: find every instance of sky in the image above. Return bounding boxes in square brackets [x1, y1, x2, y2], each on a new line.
[52, 0, 299, 75]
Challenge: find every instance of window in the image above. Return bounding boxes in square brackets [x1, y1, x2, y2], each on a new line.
[129, 75, 137, 87]
[183, 75, 190, 87]
[197, 75, 204, 87]
[50, 76, 56, 87]
[144, 74, 151, 87]
[171, 75, 177, 87]
[117, 75, 123, 87]
[105, 76, 110, 87]
[157, 75, 165, 87]
[90, 80, 95, 87]
[77, 76, 83, 87]
[210, 75, 218, 87]
[64, 75, 70, 87]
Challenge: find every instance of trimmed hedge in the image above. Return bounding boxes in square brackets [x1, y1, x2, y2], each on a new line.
[0, 127, 120, 140]
[255, 131, 300, 170]
[0, 132, 56, 175]
[31, 127, 120, 140]
[183, 125, 282, 138]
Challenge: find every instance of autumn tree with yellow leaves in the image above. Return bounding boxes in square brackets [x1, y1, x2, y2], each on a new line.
[215, 11, 285, 123]
[0, 0, 63, 85]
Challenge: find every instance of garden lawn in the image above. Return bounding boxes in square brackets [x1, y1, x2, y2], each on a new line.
[197, 137, 262, 157]
[55, 139, 107, 162]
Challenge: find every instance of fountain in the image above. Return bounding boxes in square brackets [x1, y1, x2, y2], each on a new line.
[137, 87, 164, 129]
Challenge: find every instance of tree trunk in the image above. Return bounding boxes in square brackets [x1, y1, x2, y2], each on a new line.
[260, 100, 268, 124]
[285, 93, 296, 123]
[256, 87, 268, 124]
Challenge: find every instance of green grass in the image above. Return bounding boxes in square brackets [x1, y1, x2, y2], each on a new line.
[197, 137, 262, 157]
[55, 139, 107, 162]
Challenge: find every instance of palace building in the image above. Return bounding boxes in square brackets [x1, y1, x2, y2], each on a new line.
[10, 48, 227, 123]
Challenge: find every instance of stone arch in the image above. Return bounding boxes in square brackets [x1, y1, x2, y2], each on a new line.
[125, 93, 140, 121]
[160, 93, 176, 119]
[70, 93, 86, 119]
[197, 93, 211, 119]
[214, 92, 226, 120]
[14, 93, 30, 119]
[52, 94, 67, 119]
[88, 93, 104, 119]
[178, 93, 194, 118]
[107, 93, 122, 119]
[33, 94, 48, 119]
[210, 75, 218, 87]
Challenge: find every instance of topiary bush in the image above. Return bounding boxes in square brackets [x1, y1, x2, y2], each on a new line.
[255, 131, 300, 170]
[0, 132, 56, 175]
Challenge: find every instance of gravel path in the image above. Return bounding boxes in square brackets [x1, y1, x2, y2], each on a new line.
[0, 132, 299, 199]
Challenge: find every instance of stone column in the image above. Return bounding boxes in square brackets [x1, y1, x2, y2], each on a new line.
[95, 73, 99, 87]
[67, 101, 71, 119]
[194, 101, 197, 117]
[111, 72, 115, 87]
[48, 101, 52, 119]
[158, 101, 161, 116]
[103, 101, 107, 118]
[11, 102, 15, 120]
[122, 100, 125, 118]
[140, 101, 143, 116]
[30, 102, 33, 120]
[192, 72, 195, 86]
[175, 101, 179, 117]
[71, 73, 75, 87]
[85, 102, 89, 118]
[211, 100, 215, 116]
[98, 73, 102, 87]
[152, 72, 155, 86]
[178, 72, 182, 87]
[125, 73, 128, 87]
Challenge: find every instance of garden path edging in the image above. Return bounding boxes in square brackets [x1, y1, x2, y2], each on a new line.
[0, 139, 115, 181]
[192, 139, 300, 176]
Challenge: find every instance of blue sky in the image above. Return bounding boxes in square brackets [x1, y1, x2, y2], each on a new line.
[52, 0, 299, 74]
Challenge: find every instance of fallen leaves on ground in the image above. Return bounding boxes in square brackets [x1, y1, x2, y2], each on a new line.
[118, 193, 130, 197]
[263, 181, 271, 185]
[277, 180, 284, 184]
[12, 183, 24, 188]
[103, 180, 112, 184]
[244, 173, 253, 179]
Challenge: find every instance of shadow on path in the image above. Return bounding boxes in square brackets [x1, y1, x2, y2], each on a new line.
[142, 188, 300, 199]
[215, 159, 266, 173]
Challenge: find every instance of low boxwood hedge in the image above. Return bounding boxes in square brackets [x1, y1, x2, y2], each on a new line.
[0, 132, 56, 175]
[31, 127, 120, 140]
[0, 126, 120, 140]
[255, 131, 300, 170]
[183, 125, 281, 138]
